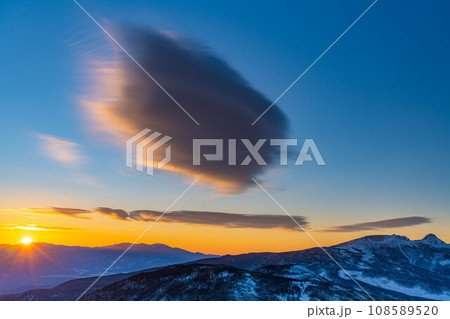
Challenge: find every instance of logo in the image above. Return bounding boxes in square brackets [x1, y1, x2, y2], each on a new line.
[126, 128, 172, 175]
[126, 130, 325, 176]
[193, 139, 325, 166]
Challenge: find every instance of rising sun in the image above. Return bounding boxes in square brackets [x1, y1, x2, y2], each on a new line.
[21, 236, 33, 245]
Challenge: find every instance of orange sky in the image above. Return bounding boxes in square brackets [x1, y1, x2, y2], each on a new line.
[0, 209, 447, 255]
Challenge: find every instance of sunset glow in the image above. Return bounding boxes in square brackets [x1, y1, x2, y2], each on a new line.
[21, 236, 32, 245]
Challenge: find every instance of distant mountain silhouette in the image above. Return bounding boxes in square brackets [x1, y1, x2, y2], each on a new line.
[0, 242, 216, 294]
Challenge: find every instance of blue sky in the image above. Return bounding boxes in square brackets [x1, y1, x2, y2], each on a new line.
[1, 0, 449, 245]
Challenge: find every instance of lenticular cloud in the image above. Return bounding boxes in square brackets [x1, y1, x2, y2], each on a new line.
[83, 27, 289, 192]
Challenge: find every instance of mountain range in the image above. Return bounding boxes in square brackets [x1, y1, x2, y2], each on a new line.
[0, 242, 215, 294]
[1, 234, 449, 301]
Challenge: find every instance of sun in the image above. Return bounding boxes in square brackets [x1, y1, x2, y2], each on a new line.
[21, 236, 33, 245]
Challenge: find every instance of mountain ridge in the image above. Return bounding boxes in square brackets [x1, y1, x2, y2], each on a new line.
[2, 233, 448, 301]
[187, 233, 450, 300]
[335, 233, 449, 249]
[0, 242, 216, 294]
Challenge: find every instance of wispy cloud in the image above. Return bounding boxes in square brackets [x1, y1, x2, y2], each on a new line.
[3, 207, 431, 233]
[3, 206, 308, 231]
[0, 224, 79, 231]
[94, 207, 132, 221]
[37, 134, 82, 165]
[167, 210, 308, 230]
[0, 207, 93, 219]
[83, 27, 289, 193]
[318, 216, 432, 233]
[105, 208, 309, 230]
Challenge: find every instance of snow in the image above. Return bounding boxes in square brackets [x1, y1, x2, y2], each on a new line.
[243, 275, 257, 296]
[418, 234, 450, 248]
[337, 270, 450, 301]
[338, 234, 450, 250]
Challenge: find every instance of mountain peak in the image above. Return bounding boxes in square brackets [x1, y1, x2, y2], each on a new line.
[419, 233, 448, 248]
[336, 233, 448, 250]
[422, 233, 439, 241]
[336, 234, 415, 249]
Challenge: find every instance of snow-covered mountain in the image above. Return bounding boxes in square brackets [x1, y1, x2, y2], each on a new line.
[419, 233, 449, 248]
[82, 264, 369, 301]
[2, 234, 448, 301]
[0, 242, 215, 294]
[337, 233, 449, 250]
[193, 233, 450, 300]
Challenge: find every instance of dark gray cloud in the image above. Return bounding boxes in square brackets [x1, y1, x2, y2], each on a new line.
[318, 216, 432, 233]
[20, 206, 307, 230]
[132, 210, 308, 230]
[49, 207, 91, 218]
[94, 207, 132, 221]
[84, 27, 289, 193]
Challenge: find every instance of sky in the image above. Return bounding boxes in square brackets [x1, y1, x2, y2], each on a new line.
[0, 0, 449, 254]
